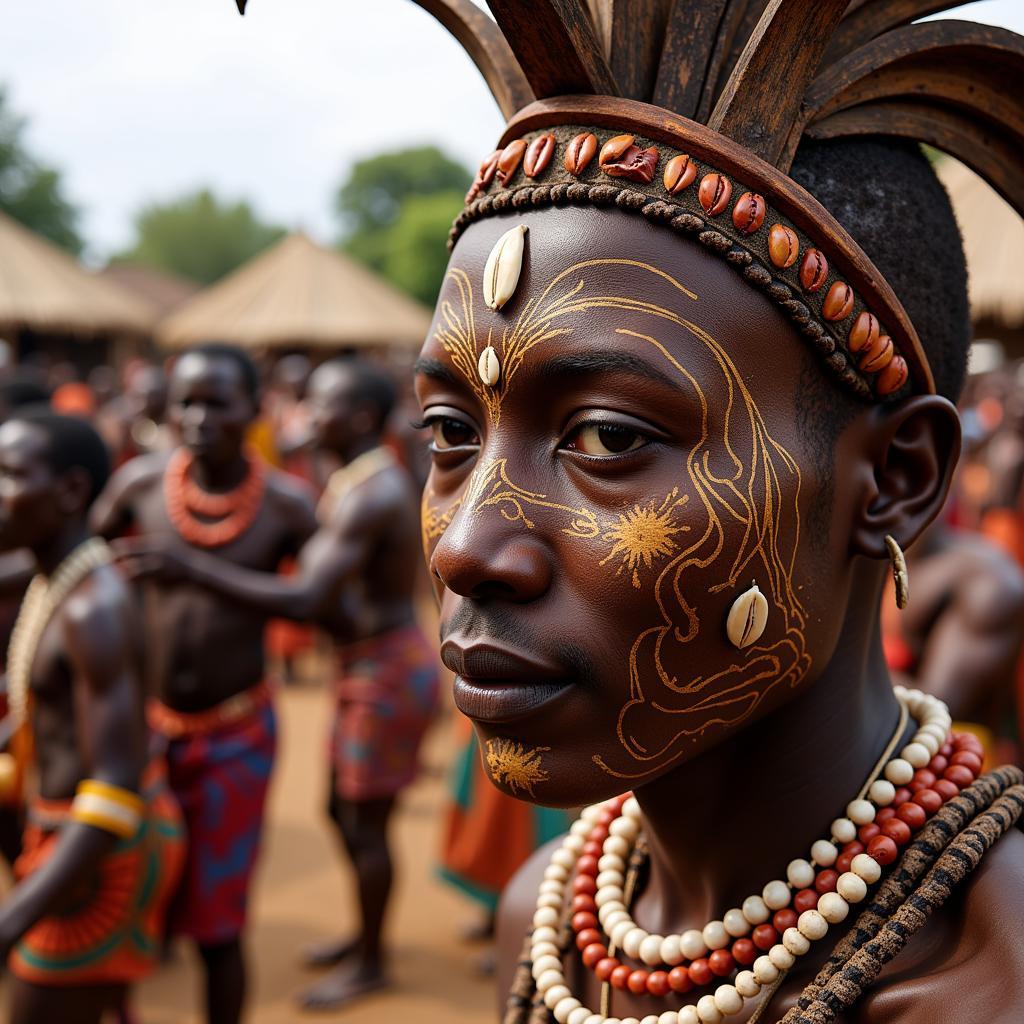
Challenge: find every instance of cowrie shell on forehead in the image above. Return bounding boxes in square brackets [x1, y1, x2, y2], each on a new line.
[482, 224, 527, 311]
[478, 346, 500, 387]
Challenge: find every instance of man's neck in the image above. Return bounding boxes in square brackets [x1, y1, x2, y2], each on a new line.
[189, 448, 249, 492]
[632, 585, 903, 931]
[337, 434, 381, 467]
[33, 521, 92, 577]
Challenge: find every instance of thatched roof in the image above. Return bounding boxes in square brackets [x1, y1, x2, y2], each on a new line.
[939, 159, 1024, 329]
[0, 211, 154, 337]
[156, 232, 432, 351]
[99, 263, 200, 318]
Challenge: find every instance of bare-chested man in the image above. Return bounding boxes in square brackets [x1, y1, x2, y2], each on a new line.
[91, 343, 316, 1024]
[117, 355, 440, 1011]
[0, 411, 183, 1024]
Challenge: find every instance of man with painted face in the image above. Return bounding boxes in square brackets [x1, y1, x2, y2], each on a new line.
[0, 411, 183, 1024]
[90, 342, 316, 1024]
[384, 1, 1024, 1022]
[112, 354, 439, 1011]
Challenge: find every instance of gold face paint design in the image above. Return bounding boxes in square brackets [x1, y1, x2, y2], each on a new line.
[484, 738, 550, 797]
[428, 255, 810, 780]
[599, 489, 689, 589]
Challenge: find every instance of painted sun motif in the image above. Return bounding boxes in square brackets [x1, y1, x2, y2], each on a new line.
[600, 489, 689, 588]
[485, 738, 550, 797]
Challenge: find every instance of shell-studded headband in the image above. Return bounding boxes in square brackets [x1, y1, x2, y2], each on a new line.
[234, 0, 1024, 402]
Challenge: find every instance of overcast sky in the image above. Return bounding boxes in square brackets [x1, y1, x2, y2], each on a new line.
[3, 1, 1021, 264]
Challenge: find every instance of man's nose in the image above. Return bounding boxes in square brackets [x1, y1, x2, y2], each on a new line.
[430, 500, 553, 603]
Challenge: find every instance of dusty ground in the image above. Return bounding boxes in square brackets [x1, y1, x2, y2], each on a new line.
[136, 681, 496, 1024]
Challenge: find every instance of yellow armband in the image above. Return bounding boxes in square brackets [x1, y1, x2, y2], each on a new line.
[70, 779, 144, 839]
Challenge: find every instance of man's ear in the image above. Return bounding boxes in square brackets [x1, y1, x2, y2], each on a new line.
[55, 467, 93, 519]
[849, 394, 961, 559]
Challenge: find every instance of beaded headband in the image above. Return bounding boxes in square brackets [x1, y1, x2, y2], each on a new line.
[234, 0, 1024, 401]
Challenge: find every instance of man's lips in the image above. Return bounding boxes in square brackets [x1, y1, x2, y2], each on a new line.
[441, 640, 573, 724]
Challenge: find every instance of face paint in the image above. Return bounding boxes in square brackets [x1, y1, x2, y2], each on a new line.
[484, 738, 551, 797]
[418, 209, 821, 806]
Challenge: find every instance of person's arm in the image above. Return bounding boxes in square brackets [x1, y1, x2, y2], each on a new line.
[115, 482, 387, 624]
[89, 456, 154, 539]
[916, 558, 1024, 720]
[0, 571, 145, 957]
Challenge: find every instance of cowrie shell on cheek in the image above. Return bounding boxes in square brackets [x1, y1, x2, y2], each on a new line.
[726, 582, 768, 648]
[482, 224, 527, 311]
[478, 346, 500, 387]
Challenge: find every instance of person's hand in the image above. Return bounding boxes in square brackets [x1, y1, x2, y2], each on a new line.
[111, 536, 192, 585]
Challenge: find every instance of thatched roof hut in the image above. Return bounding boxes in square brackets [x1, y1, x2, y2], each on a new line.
[939, 159, 1024, 354]
[156, 232, 432, 352]
[0, 211, 153, 339]
[99, 263, 200, 319]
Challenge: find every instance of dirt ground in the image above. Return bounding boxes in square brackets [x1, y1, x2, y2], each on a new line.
[136, 681, 496, 1024]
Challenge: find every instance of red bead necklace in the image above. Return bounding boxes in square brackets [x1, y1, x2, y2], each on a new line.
[571, 730, 982, 998]
[164, 447, 266, 549]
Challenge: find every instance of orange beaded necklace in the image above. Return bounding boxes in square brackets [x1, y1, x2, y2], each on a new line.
[164, 447, 266, 548]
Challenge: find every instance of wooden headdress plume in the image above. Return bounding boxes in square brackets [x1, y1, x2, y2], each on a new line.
[233, 1, 1023, 401]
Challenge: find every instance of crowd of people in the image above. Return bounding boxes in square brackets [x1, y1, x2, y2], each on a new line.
[0, 333, 1021, 1024]
[0, 346, 462, 1023]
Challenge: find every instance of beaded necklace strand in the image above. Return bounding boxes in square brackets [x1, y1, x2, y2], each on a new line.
[164, 447, 266, 549]
[529, 688, 984, 1024]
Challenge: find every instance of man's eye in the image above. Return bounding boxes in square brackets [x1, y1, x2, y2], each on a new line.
[430, 418, 479, 450]
[566, 423, 648, 457]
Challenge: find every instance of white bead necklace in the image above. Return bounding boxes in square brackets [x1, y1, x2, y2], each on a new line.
[529, 688, 952, 1024]
[5, 538, 113, 730]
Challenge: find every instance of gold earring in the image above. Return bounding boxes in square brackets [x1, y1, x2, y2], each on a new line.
[884, 535, 909, 609]
[726, 582, 768, 649]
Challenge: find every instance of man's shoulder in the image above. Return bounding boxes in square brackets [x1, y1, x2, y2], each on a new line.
[106, 452, 170, 497]
[859, 825, 1024, 1024]
[496, 835, 565, 1002]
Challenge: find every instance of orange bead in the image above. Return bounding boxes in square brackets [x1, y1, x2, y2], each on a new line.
[858, 823, 881, 844]
[867, 835, 898, 865]
[896, 801, 926, 830]
[772, 909, 797, 933]
[944, 764, 975, 789]
[732, 938, 756, 965]
[913, 788, 943, 815]
[688, 958, 713, 986]
[668, 966, 693, 993]
[627, 969, 650, 995]
[950, 751, 982, 775]
[647, 970, 671, 997]
[793, 888, 818, 913]
[582, 942, 607, 968]
[752, 924, 777, 951]
[881, 818, 912, 845]
[709, 949, 735, 977]
[934, 779, 960, 802]
[814, 869, 838, 894]
[595, 957, 619, 981]
[610, 964, 632, 990]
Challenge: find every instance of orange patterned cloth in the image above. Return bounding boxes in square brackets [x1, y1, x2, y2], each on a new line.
[9, 763, 185, 986]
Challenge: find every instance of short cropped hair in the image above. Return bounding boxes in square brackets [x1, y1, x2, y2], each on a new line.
[17, 409, 111, 504]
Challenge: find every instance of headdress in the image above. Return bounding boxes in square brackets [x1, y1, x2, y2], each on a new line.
[236, 0, 1024, 402]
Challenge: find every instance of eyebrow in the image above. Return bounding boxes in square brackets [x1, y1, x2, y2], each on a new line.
[532, 351, 683, 391]
[413, 358, 459, 385]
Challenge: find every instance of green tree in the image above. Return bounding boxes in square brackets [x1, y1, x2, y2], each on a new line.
[0, 88, 82, 254]
[379, 191, 465, 306]
[117, 189, 285, 285]
[336, 146, 470, 236]
[337, 147, 470, 304]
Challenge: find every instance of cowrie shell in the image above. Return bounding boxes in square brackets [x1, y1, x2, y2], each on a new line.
[483, 224, 527, 311]
[478, 346, 500, 387]
[726, 582, 768, 648]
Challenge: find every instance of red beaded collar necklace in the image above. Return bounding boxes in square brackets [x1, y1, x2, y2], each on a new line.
[164, 447, 266, 549]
